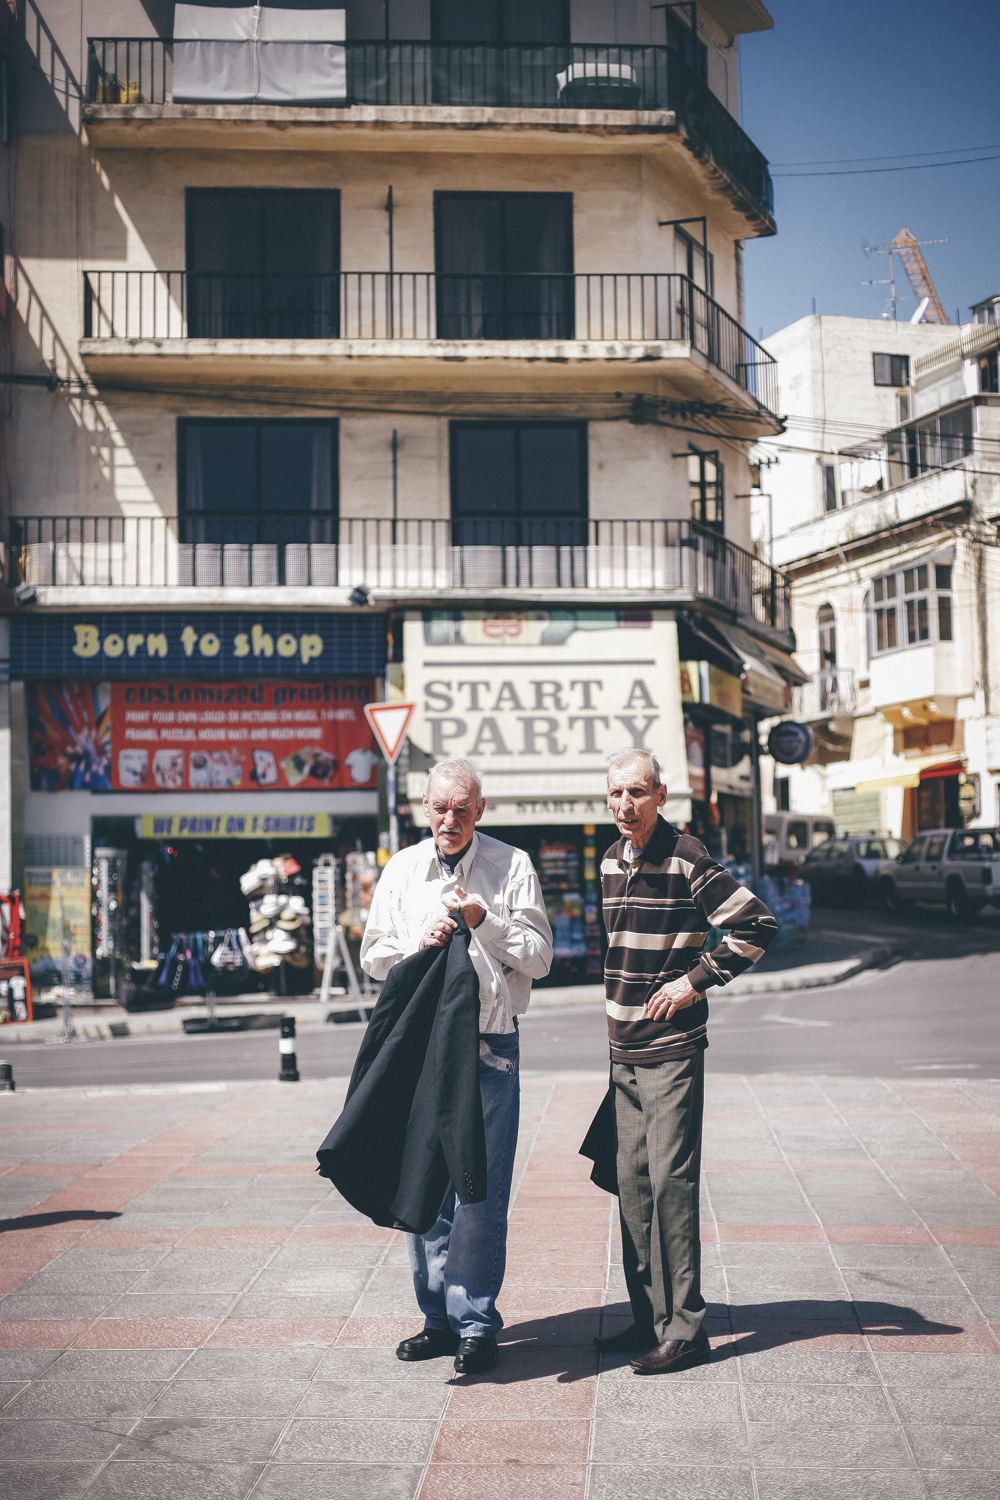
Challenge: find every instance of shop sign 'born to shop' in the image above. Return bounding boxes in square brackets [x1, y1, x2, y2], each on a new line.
[7, 613, 385, 679]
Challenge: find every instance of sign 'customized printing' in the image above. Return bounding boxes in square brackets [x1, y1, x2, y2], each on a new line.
[404, 610, 690, 827]
[27, 679, 380, 793]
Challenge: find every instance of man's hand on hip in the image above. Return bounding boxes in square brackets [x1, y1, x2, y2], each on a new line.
[645, 974, 702, 1023]
[442, 886, 485, 930]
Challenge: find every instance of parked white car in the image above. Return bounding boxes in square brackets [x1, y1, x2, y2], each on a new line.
[763, 812, 837, 868]
[877, 827, 1000, 921]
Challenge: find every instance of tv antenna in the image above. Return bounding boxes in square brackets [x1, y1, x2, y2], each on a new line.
[862, 228, 950, 323]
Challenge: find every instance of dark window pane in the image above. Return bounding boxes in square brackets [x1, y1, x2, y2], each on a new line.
[938, 595, 953, 641]
[886, 575, 897, 598]
[260, 425, 333, 513]
[873, 353, 892, 385]
[917, 598, 928, 640]
[935, 563, 952, 590]
[433, 0, 499, 41]
[187, 191, 262, 275]
[452, 427, 517, 515]
[502, 195, 572, 274]
[519, 427, 582, 514]
[502, 0, 567, 43]
[886, 606, 897, 649]
[917, 563, 928, 590]
[184, 425, 257, 512]
[435, 192, 573, 338]
[435, 196, 504, 275]
[262, 192, 338, 275]
[824, 464, 837, 511]
[873, 578, 883, 603]
[904, 568, 914, 594]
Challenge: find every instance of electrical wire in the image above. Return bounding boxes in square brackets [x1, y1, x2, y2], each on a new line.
[771, 143, 1000, 167]
[772, 154, 1000, 178]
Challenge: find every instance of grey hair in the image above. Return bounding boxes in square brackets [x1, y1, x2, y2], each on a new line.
[606, 748, 664, 788]
[427, 757, 484, 800]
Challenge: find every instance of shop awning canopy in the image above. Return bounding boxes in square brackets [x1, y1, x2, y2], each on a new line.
[854, 754, 965, 793]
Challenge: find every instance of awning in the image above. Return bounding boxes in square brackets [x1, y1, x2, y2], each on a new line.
[173, 3, 347, 105]
[855, 754, 965, 793]
[708, 621, 805, 714]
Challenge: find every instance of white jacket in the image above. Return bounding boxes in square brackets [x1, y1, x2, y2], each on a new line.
[360, 832, 553, 1033]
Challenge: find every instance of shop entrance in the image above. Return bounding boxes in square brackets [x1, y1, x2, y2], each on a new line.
[91, 816, 376, 999]
[485, 822, 619, 988]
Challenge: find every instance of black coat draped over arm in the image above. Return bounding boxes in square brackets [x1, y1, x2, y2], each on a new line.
[316, 916, 487, 1235]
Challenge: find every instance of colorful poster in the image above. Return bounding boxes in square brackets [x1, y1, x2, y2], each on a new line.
[109, 680, 379, 792]
[23, 868, 93, 988]
[28, 683, 112, 790]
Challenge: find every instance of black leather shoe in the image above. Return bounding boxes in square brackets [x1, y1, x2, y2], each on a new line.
[594, 1323, 657, 1353]
[630, 1328, 711, 1374]
[396, 1327, 460, 1362]
[453, 1336, 498, 1374]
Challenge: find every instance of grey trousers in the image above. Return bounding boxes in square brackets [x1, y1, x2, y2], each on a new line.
[613, 1050, 706, 1344]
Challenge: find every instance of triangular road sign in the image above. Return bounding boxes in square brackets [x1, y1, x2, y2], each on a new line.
[364, 701, 415, 766]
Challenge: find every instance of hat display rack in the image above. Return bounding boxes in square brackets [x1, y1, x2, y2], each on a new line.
[241, 854, 314, 994]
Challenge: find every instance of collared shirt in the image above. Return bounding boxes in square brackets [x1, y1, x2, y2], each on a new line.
[602, 817, 777, 1065]
[360, 832, 553, 1034]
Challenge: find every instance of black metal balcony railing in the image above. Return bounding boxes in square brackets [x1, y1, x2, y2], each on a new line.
[9, 516, 792, 638]
[85, 40, 774, 218]
[82, 270, 779, 414]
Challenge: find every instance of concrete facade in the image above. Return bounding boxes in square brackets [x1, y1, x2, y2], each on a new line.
[3, 0, 792, 948]
[756, 308, 1000, 841]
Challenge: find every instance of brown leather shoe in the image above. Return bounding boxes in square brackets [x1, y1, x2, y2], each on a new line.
[594, 1323, 657, 1353]
[630, 1330, 711, 1374]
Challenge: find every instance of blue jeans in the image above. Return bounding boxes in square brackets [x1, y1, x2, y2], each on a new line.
[405, 1028, 520, 1339]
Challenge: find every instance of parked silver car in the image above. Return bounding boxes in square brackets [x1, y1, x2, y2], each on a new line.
[877, 827, 1000, 921]
[801, 834, 904, 905]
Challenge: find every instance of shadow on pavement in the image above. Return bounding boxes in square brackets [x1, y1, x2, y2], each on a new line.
[0, 1209, 122, 1234]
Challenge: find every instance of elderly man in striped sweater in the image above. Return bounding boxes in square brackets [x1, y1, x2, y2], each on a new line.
[596, 747, 777, 1374]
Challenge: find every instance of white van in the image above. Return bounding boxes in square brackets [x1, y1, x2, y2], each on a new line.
[764, 812, 837, 868]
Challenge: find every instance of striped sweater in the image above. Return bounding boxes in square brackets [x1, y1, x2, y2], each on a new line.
[602, 817, 777, 1065]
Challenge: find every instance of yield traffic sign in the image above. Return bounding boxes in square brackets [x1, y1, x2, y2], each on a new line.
[363, 701, 415, 766]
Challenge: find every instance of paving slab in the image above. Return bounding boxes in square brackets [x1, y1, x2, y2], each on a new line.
[0, 1070, 997, 1498]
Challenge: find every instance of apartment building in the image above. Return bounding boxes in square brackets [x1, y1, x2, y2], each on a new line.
[4, 0, 798, 990]
[756, 301, 1000, 841]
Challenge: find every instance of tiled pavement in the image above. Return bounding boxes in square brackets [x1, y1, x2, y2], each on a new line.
[1, 1071, 999, 1500]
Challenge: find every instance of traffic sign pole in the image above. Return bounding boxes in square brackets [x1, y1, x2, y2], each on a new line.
[363, 700, 416, 862]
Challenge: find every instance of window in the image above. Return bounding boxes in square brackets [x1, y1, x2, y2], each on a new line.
[689, 449, 724, 532]
[925, 834, 947, 862]
[889, 404, 974, 480]
[450, 422, 586, 546]
[812, 820, 836, 846]
[434, 192, 573, 339]
[872, 573, 898, 652]
[903, 564, 930, 645]
[186, 189, 340, 339]
[901, 837, 926, 863]
[662, 3, 707, 79]
[785, 821, 809, 851]
[432, 0, 568, 43]
[178, 420, 337, 550]
[979, 349, 999, 394]
[870, 560, 954, 656]
[774, 777, 790, 811]
[823, 464, 838, 512]
[873, 352, 910, 387]
[818, 604, 836, 667]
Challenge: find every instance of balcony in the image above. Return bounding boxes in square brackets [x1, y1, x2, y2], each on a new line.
[82, 40, 774, 232]
[79, 270, 780, 425]
[9, 516, 793, 644]
[794, 668, 857, 721]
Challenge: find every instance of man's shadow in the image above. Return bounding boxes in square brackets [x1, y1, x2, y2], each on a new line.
[474, 1296, 966, 1383]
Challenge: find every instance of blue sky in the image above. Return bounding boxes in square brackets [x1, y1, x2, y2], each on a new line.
[739, 0, 1000, 338]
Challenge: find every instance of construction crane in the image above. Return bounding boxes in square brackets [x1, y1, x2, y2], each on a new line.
[862, 228, 949, 323]
[893, 227, 949, 324]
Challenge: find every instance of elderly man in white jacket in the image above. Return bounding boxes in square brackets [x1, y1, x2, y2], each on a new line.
[361, 756, 552, 1374]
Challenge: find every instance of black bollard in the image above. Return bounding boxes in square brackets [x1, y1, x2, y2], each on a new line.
[278, 1016, 300, 1083]
[0, 1061, 14, 1093]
